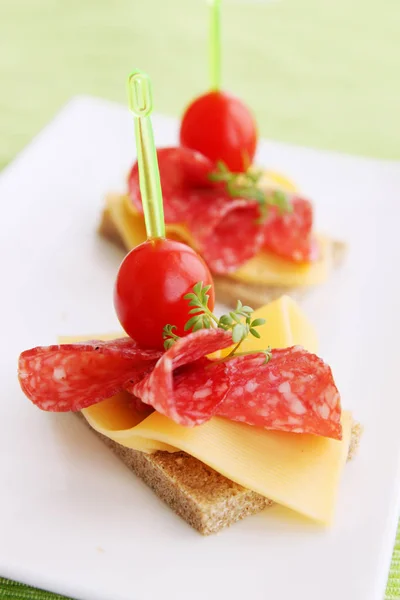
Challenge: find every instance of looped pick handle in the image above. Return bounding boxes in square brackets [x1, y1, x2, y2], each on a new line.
[126, 69, 165, 240]
[127, 70, 153, 117]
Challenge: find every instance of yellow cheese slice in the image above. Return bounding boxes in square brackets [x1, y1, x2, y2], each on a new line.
[83, 399, 351, 524]
[260, 169, 298, 193]
[60, 297, 349, 523]
[216, 295, 318, 358]
[105, 194, 331, 288]
[230, 235, 332, 287]
[107, 193, 193, 250]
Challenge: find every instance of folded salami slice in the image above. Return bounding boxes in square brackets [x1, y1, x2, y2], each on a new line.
[216, 347, 342, 440]
[19, 334, 342, 439]
[128, 147, 316, 271]
[263, 197, 317, 263]
[132, 328, 233, 426]
[132, 330, 342, 439]
[18, 339, 162, 412]
[128, 147, 213, 223]
[129, 147, 264, 274]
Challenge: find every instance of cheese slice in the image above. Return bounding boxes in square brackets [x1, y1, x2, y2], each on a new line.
[60, 297, 350, 523]
[83, 398, 352, 524]
[216, 295, 318, 357]
[105, 193, 332, 287]
[230, 235, 332, 287]
[260, 170, 298, 192]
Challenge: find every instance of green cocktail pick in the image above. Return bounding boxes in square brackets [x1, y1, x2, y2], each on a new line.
[127, 69, 166, 239]
[209, 0, 222, 90]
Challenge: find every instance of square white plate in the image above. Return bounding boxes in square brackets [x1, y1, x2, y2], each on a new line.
[1, 96, 400, 600]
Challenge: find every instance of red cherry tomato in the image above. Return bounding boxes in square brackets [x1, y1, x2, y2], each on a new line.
[180, 91, 258, 173]
[114, 238, 215, 350]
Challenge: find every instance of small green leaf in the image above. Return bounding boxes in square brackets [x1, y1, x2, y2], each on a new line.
[188, 307, 204, 315]
[251, 318, 266, 328]
[232, 324, 245, 343]
[192, 320, 204, 332]
[218, 315, 233, 328]
[184, 316, 200, 331]
[241, 305, 254, 314]
[229, 311, 242, 324]
[193, 281, 203, 296]
[250, 328, 261, 338]
[162, 324, 181, 350]
[183, 292, 194, 300]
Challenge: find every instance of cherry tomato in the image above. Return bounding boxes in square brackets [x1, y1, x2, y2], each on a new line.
[180, 91, 258, 173]
[114, 238, 215, 350]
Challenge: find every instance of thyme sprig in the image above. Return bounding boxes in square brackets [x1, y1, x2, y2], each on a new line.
[208, 161, 292, 222]
[162, 282, 271, 363]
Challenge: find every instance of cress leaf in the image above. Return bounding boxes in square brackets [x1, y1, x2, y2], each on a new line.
[208, 162, 293, 222]
[184, 316, 200, 331]
[192, 319, 204, 332]
[232, 324, 246, 343]
[251, 318, 266, 328]
[193, 281, 203, 297]
[250, 328, 261, 339]
[229, 311, 242, 324]
[241, 305, 253, 314]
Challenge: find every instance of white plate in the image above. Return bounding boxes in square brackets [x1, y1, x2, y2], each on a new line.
[1, 96, 400, 600]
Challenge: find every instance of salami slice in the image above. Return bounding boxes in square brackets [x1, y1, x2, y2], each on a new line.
[187, 194, 264, 274]
[263, 196, 317, 263]
[128, 147, 267, 274]
[216, 346, 342, 439]
[132, 328, 233, 426]
[128, 147, 214, 223]
[129, 147, 317, 271]
[18, 338, 162, 412]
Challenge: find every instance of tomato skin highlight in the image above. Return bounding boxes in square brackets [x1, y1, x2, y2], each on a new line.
[114, 239, 215, 350]
[180, 91, 258, 173]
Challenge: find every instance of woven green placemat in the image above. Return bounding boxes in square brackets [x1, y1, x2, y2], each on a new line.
[0, 579, 71, 600]
[0, 0, 399, 598]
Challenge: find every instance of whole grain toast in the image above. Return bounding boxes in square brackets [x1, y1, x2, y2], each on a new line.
[77, 412, 362, 535]
[99, 198, 347, 309]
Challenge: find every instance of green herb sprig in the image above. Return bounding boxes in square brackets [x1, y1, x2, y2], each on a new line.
[162, 282, 272, 363]
[162, 324, 180, 350]
[209, 161, 292, 222]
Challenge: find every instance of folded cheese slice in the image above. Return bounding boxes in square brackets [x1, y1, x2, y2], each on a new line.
[83, 397, 351, 524]
[60, 297, 350, 524]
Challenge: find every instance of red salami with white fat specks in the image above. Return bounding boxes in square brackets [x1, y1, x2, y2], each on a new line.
[18, 339, 162, 412]
[128, 147, 266, 274]
[216, 346, 342, 440]
[128, 147, 316, 271]
[18, 335, 342, 439]
[128, 147, 214, 223]
[263, 197, 317, 263]
[132, 328, 233, 426]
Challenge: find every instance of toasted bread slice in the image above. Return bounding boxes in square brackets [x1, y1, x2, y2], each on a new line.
[77, 412, 361, 535]
[99, 199, 347, 309]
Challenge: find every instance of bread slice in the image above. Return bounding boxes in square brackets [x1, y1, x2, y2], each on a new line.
[99, 201, 347, 309]
[77, 412, 361, 535]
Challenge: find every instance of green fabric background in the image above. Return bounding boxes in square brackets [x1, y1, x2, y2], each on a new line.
[0, 0, 399, 598]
